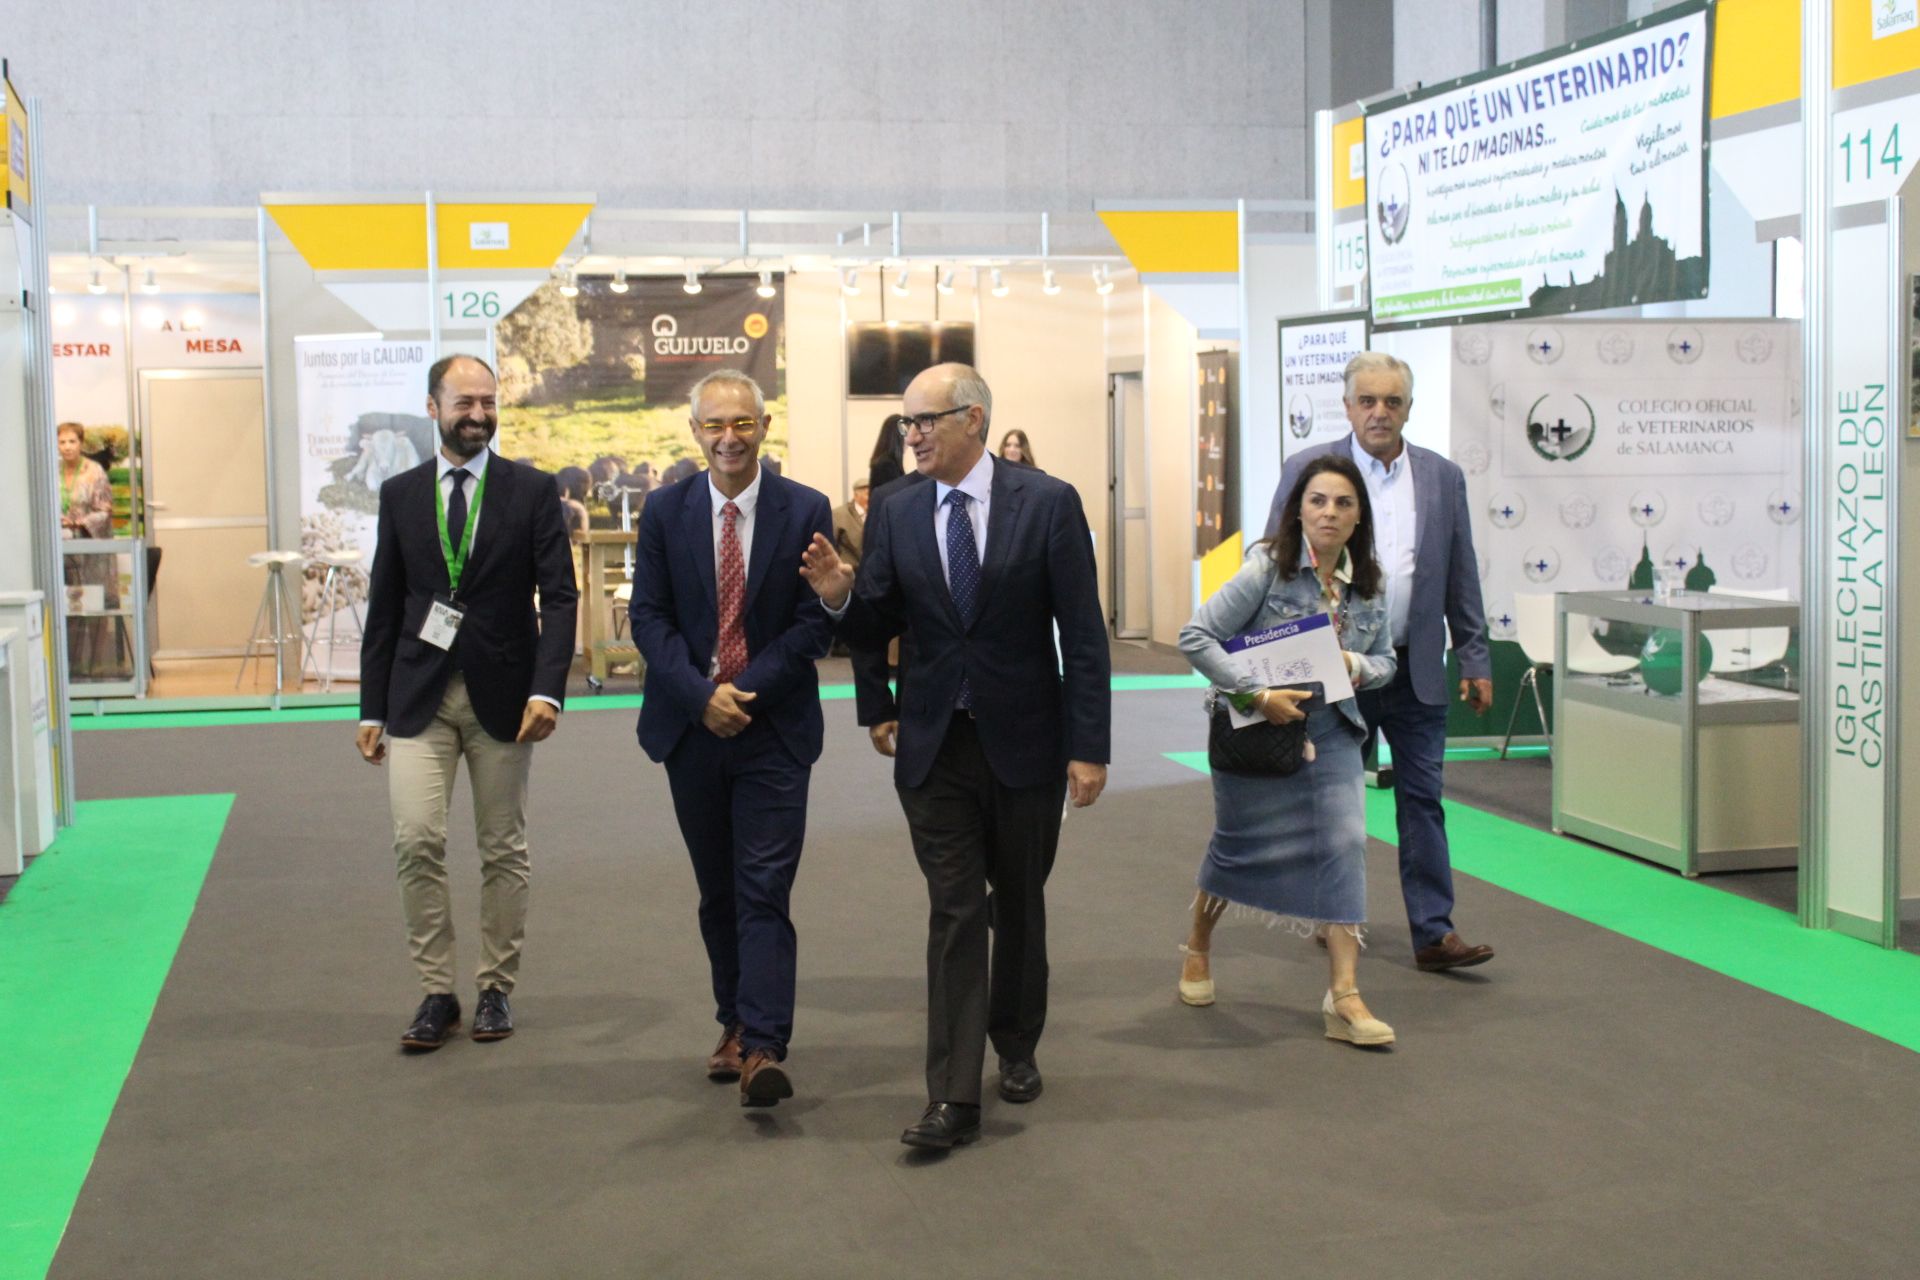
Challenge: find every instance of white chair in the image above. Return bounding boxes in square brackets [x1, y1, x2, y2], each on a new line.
[1500, 592, 1556, 758]
[302, 548, 367, 692]
[1501, 591, 1639, 759]
[1707, 586, 1792, 676]
[237, 551, 306, 691]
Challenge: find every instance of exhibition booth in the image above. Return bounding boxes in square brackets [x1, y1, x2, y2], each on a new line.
[1, 0, 1916, 948]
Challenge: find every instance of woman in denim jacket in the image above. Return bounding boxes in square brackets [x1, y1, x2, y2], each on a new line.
[1175, 455, 1400, 1047]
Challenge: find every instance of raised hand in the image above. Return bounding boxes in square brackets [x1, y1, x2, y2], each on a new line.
[799, 532, 855, 609]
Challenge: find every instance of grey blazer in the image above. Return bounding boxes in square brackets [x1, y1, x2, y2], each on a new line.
[1266, 434, 1490, 707]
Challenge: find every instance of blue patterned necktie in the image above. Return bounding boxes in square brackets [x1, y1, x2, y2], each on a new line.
[944, 489, 980, 709]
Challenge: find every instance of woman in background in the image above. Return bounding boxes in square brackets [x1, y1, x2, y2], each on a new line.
[867, 413, 908, 493]
[1174, 454, 1398, 1048]
[997, 428, 1037, 469]
[56, 421, 122, 678]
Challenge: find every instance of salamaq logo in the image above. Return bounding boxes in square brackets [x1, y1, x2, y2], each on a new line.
[1874, 0, 1918, 38]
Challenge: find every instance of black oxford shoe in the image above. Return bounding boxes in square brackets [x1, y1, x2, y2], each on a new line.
[471, 988, 514, 1041]
[900, 1102, 982, 1149]
[997, 1057, 1043, 1104]
[400, 994, 461, 1052]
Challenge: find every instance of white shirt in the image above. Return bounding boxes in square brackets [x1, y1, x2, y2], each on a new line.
[932, 451, 994, 587]
[706, 466, 764, 678]
[1350, 434, 1416, 647]
[437, 448, 486, 547]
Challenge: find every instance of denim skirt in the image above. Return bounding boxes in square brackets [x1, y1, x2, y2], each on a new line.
[1196, 703, 1368, 926]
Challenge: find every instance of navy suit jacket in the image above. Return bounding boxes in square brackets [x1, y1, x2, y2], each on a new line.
[360, 451, 578, 742]
[1267, 433, 1489, 706]
[629, 469, 835, 764]
[837, 456, 1110, 790]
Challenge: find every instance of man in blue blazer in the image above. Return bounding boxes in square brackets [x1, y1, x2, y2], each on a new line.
[802, 363, 1111, 1150]
[1267, 351, 1496, 972]
[629, 370, 834, 1109]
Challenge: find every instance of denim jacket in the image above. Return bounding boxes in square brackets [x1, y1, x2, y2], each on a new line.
[1178, 542, 1398, 735]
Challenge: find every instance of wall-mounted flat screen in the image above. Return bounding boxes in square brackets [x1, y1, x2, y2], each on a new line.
[846, 322, 976, 397]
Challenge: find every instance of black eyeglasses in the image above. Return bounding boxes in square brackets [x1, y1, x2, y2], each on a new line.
[897, 406, 971, 436]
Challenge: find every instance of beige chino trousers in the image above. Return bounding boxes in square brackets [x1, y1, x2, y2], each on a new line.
[388, 674, 534, 995]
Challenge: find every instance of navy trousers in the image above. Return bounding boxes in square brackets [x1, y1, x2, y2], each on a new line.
[663, 720, 810, 1059]
[1356, 651, 1457, 950]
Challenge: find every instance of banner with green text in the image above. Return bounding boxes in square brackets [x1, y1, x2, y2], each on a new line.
[1365, 1, 1710, 329]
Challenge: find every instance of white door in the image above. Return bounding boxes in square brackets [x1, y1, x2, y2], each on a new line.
[141, 370, 269, 655]
[1109, 372, 1149, 639]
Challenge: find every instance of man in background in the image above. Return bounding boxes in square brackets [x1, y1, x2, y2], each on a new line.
[358, 354, 578, 1051]
[832, 479, 870, 570]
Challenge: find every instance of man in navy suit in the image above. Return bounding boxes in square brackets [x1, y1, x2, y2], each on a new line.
[358, 354, 579, 1051]
[802, 363, 1110, 1150]
[629, 370, 834, 1109]
[1268, 351, 1496, 972]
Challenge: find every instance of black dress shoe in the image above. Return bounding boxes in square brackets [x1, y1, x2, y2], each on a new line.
[400, 994, 461, 1051]
[997, 1057, 1043, 1104]
[471, 988, 514, 1041]
[900, 1102, 982, 1149]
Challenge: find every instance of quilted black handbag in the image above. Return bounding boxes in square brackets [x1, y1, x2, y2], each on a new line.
[1206, 689, 1313, 777]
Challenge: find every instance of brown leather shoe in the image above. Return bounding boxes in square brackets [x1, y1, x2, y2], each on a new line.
[739, 1048, 793, 1108]
[1415, 932, 1495, 972]
[707, 1024, 744, 1081]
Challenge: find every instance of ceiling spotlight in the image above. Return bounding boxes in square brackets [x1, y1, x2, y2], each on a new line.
[682, 268, 703, 295]
[891, 268, 911, 298]
[87, 270, 106, 295]
[842, 267, 862, 296]
[53, 302, 77, 326]
[1094, 265, 1114, 295]
[181, 307, 205, 329]
[609, 267, 629, 294]
[937, 268, 956, 296]
[1041, 267, 1061, 296]
[990, 268, 1009, 298]
[558, 269, 579, 298]
[141, 268, 159, 294]
[756, 268, 777, 299]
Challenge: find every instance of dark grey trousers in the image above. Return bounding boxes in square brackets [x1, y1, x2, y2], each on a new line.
[895, 714, 1067, 1105]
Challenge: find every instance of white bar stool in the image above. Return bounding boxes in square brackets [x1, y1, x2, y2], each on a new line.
[237, 550, 307, 691]
[302, 549, 367, 692]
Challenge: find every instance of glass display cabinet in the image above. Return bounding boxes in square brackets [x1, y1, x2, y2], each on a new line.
[59, 537, 149, 698]
[1551, 589, 1800, 877]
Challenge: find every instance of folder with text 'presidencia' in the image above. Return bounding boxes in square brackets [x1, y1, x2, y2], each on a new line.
[1220, 613, 1355, 726]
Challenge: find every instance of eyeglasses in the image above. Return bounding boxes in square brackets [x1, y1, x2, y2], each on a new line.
[694, 418, 762, 437]
[1351, 395, 1407, 412]
[897, 406, 971, 436]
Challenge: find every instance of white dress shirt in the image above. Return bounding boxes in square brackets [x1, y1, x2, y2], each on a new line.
[932, 450, 995, 587]
[1350, 435, 1416, 648]
[437, 448, 485, 546]
[706, 466, 764, 678]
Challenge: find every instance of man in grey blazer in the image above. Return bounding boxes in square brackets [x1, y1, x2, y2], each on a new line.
[1267, 351, 1496, 972]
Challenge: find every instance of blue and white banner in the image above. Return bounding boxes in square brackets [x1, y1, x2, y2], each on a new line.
[1365, 2, 1710, 327]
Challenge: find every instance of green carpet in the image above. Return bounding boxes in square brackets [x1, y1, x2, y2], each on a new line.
[1164, 751, 1920, 1053]
[72, 674, 1210, 731]
[0, 794, 234, 1280]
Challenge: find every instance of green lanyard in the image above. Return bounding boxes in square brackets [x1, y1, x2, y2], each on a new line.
[434, 460, 489, 599]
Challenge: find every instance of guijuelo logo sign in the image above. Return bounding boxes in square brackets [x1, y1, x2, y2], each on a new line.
[1376, 164, 1411, 246]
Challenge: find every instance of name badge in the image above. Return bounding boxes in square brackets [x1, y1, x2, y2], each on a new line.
[420, 599, 466, 650]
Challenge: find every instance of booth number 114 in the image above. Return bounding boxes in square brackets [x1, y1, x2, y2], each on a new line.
[1839, 125, 1903, 183]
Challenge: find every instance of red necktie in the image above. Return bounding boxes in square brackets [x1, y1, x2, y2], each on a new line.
[715, 500, 748, 683]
